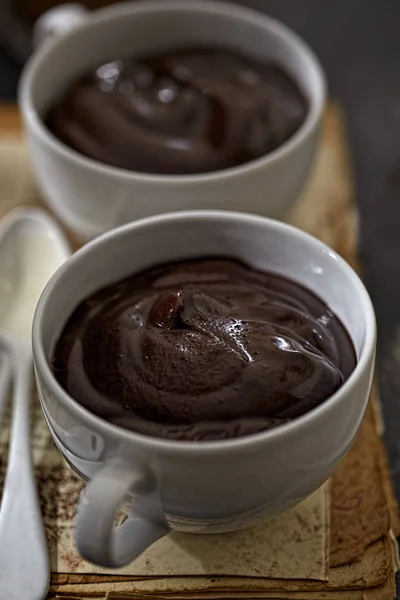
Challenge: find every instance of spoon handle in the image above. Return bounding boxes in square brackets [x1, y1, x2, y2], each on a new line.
[0, 355, 49, 600]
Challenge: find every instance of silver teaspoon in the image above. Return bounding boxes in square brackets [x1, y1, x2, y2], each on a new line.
[0, 208, 70, 600]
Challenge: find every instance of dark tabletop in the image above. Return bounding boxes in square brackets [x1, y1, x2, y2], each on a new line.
[2, 0, 400, 505]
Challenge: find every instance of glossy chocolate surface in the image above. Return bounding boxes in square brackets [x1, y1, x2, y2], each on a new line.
[53, 259, 356, 441]
[46, 47, 308, 174]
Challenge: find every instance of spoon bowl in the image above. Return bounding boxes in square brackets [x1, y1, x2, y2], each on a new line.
[0, 208, 70, 344]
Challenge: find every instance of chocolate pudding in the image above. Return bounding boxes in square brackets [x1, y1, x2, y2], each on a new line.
[45, 47, 308, 175]
[53, 259, 356, 441]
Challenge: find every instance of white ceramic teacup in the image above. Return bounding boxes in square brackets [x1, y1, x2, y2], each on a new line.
[32, 210, 376, 569]
[19, 0, 326, 241]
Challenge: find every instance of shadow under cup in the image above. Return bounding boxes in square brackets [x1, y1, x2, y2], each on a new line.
[33, 211, 376, 534]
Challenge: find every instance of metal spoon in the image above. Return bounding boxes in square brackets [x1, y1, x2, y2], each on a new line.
[0, 208, 70, 600]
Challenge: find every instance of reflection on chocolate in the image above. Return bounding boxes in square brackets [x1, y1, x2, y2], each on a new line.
[45, 47, 308, 175]
[53, 259, 356, 441]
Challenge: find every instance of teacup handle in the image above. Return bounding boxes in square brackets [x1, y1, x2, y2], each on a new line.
[33, 3, 90, 49]
[75, 463, 169, 568]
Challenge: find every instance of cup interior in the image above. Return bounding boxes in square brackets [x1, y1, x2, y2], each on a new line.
[24, 0, 324, 134]
[36, 212, 373, 371]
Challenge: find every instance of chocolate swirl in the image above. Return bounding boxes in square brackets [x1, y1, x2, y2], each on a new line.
[53, 259, 356, 441]
[45, 47, 308, 175]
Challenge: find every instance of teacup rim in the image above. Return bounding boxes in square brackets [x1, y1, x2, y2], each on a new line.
[19, 0, 326, 184]
[32, 210, 376, 455]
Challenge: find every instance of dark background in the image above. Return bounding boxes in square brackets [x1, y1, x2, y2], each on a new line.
[2, 1, 400, 498]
